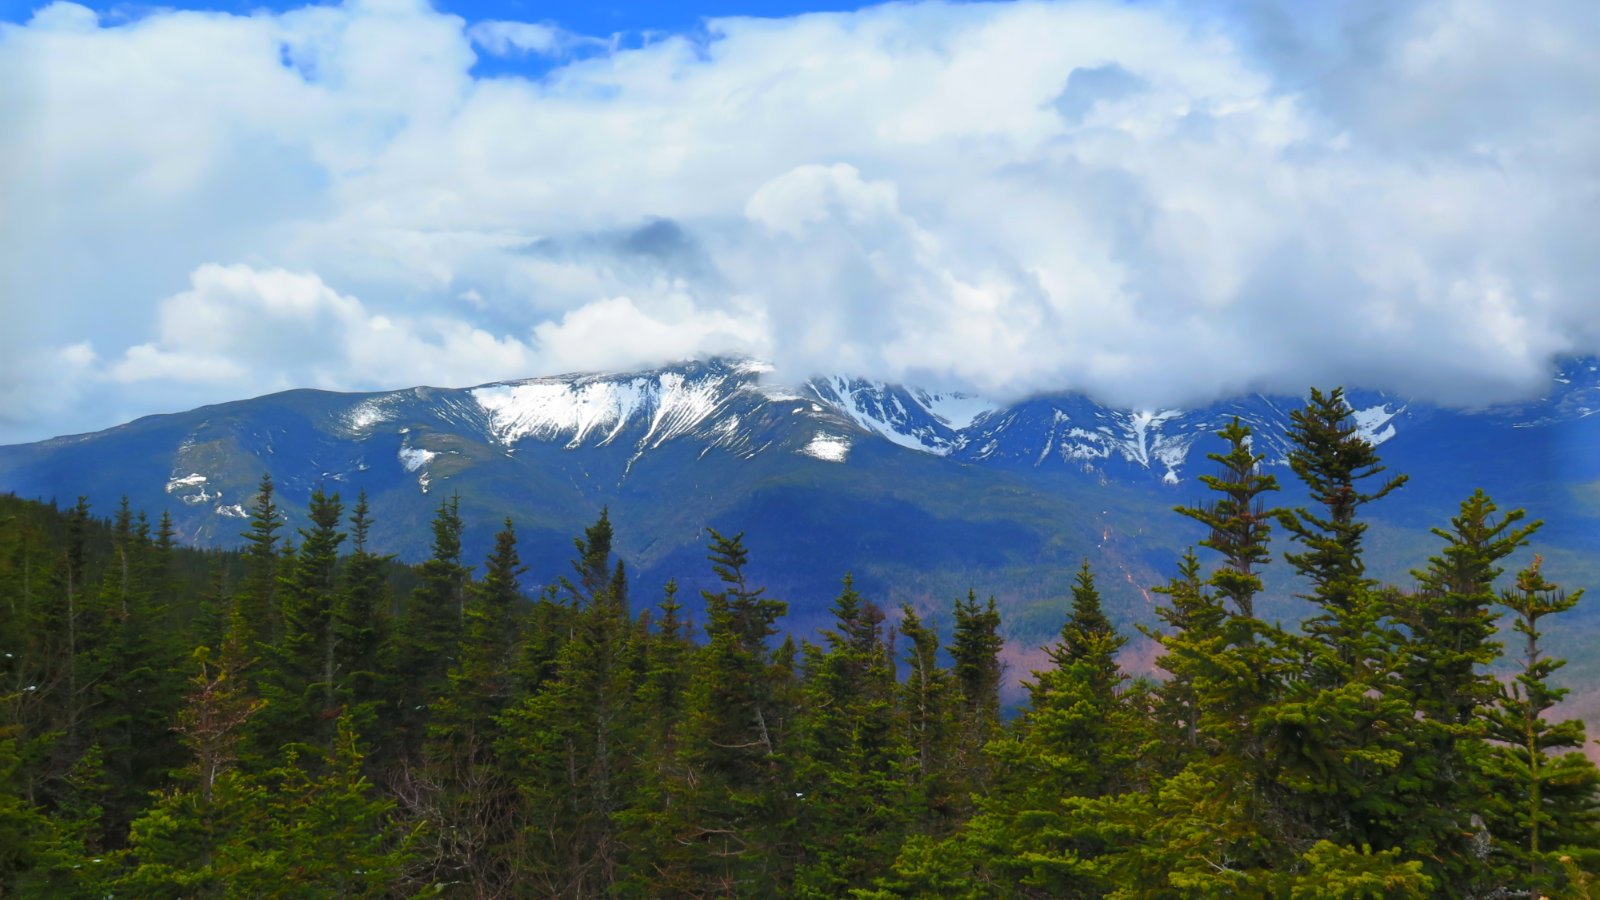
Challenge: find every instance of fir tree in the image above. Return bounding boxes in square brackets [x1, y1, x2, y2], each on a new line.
[1395, 490, 1539, 896]
[232, 475, 283, 652]
[335, 490, 390, 716]
[259, 487, 346, 753]
[391, 494, 470, 759]
[662, 529, 791, 895]
[896, 604, 953, 834]
[947, 589, 1002, 801]
[792, 575, 908, 897]
[1481, 557, 1600, 888]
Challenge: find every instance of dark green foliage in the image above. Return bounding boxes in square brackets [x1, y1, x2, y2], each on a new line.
[4, 390, 1600, 900]
[391, 493, 470, 760]
[948, 589, 1003, 803]
[792, 575, 908, 896]
[231, 475, 282, 652]
[259, 486, 346, 751]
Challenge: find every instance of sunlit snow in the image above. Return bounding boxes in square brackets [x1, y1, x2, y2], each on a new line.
[1350, 404, 1403, 446]
[165, 473, 207, 492]
[343, 399, 392, 433]
[800, 434, 850, 462]
[398, 446, 436, 472]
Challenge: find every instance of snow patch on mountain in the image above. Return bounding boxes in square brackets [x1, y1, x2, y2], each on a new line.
[801, 434, 851, 462]
[915, 389, 996, 430]
[1351, 403, 1402, 446]
[473, 371, 735, 452]
[637, 372, 730, 449]
[474, 378, 652, 447]
[807, 376, 973, 455]
[166, 473, 207, 492]
[343, 398, 392, 434]
[398, 446, 436, 472]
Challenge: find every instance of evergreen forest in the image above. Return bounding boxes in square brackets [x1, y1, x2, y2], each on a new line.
[4, 388, 1600, 899]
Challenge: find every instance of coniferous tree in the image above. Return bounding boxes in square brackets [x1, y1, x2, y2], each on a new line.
[1141, 548, 1221, 768]
[967, 562, 1136, 898]
[792, 575, 908, 897]
[232, 475, 283, 653]
[1394, 489, 1539, 896]
[258, 487, 346, 753]
[897, 604, 953, 835]
[947, 590, 1002, 803]
[391, 494, 469, 760]
[1481, 557, 1600, 889]
[425, 518, 526, 897]
[1265, 388, 1415, 856]
[336, 490, 390, 717]
[660, 529, 791, 896]
[1276, 387, 1407, 677]
[496, 511, 639, 897]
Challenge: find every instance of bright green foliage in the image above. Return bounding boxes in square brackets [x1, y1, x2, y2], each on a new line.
[1394, 489, 1539, 895]
[855, 833, 994, 900]
[1481, 557, 1600, 888]
[1276, 387, 1406, 678]
[1171, 419, 1287, 861]
[964, 562, 1139, 898]
[114, 718, 418, 899]
[1141, 548, 1222, 768]
[1177, 418, 1279, 621]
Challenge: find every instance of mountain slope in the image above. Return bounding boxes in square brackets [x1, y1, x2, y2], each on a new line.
[5, 358, 1600, 646]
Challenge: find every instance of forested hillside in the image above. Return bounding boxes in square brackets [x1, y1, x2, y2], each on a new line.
[2, 389, 1597, 898]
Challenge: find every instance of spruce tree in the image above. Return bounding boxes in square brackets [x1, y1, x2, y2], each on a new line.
[662, 529, 791, 895]
[391, 494, 469, 759]
[232, 475, 283, 653]
[947, 589, 1002, 802]
[897, 604, 953, 835]
[1276, 387, 1406, 678]
[1481, 557, 1600, 888]
[792, 575, 908, 897]
[261, 487, 346, 752]
[335, 490, 390, 716]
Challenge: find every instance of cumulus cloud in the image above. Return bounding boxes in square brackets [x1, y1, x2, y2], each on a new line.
[467, 20, 608, 57]
[108, 263, 542, 392]
[2, 0, 1598, 442]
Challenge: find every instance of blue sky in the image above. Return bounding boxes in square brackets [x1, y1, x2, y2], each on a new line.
[1, 0, 1597, 444]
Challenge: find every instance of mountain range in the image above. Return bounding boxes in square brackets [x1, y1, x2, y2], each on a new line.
[5, 356, 1600, 682]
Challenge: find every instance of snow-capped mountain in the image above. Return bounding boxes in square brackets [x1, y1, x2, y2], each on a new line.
[298, 357, 1419, 497]
[5, 357, 1600, 641]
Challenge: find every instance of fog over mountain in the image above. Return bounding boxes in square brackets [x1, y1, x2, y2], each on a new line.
[4, 0, 1599, 444]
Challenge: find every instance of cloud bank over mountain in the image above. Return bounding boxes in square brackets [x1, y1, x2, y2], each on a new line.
[2, 0, 1596, 442]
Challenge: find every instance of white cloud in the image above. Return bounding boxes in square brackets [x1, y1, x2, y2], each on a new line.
[531, 295, 771, 374]
[2, 0, 1598, 442]
[107, 263, 543, 395]
[467, 20, 607, 57]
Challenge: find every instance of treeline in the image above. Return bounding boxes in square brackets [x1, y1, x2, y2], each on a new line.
[2, 387, 1599, 898]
